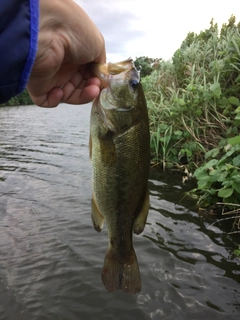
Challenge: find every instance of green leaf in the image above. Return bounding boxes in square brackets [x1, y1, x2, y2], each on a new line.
[208, 171, 221, 183]
[233, 182, 240, 193]
[209, 169, 222, 176]
[185, 149, 192, 157]
[228, 136, 240, 145]
[178, 98, 185, 106]
[233, 249, 240, 257]
[205, 148, 220, 159]
[174, 130, 183, 136]
[218, 97, 228, 106]
[186, 84, 193, 91]
[197, 179, 210, 189]
[204, 159, 219, 169]
[218, 187, 234, 198]
[194, 167, 206, 179]
[232, 155, 240, 167]
[218, 171, 228, 182]
[228, 96, 240, 106]
[210, 82, 221, 98]
[232, 174, 240, 181]
[195, 171, 209, 179]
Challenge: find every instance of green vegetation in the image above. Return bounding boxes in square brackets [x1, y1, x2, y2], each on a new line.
[134, 56, 161, 77]
[141, 15, 240, 224]
[191, 136, 240, 207]
[0, 89, 33, 106]
[234, 245, 240, 257]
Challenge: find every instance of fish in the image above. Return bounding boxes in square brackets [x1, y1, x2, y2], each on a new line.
[89, 58, 150, 293]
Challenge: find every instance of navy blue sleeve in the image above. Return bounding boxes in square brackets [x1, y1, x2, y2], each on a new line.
[0, 0, 39, 103]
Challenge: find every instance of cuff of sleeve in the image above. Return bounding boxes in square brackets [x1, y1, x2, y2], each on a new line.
[17, 0, 39, 95]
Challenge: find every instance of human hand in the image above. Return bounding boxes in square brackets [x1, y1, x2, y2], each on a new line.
[27, 0, 106, 108]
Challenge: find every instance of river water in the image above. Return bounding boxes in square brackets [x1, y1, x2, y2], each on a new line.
[0, 104, 239, 320]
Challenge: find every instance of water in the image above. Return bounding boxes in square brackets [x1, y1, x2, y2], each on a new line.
[0, 104, 239, 320]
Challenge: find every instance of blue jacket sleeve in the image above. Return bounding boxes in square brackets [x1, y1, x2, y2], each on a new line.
[0, 0, 39, 103]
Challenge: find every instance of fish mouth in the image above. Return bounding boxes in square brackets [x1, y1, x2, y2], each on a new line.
[116, 106, 134, 112]
[90, 58, 139, 88]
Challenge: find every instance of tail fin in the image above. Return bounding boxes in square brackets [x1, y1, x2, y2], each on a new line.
[101, 247, 141, 294]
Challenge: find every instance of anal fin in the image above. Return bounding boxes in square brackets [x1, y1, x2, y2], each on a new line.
[133, 190, 149, 235]
[91, 196, 104, 232]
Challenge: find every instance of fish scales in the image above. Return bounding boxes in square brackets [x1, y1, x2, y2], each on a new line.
[90, 59, 150, 293]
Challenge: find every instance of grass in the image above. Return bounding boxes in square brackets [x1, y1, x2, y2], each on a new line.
[142, 16, 240, 221]
[143, 17, 240, 170]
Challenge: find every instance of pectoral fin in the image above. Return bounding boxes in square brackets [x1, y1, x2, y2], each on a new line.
[91, 196, 104, 232]
[133, 190, 149, 235]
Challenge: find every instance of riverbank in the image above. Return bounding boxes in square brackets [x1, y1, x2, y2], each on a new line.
[0, 89, 33, 106]
[142, 16, 240, 220]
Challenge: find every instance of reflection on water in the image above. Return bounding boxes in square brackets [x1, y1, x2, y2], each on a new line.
[0, 104, 240, 320]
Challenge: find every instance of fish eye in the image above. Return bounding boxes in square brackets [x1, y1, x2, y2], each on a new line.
[129, 79, 139, 90]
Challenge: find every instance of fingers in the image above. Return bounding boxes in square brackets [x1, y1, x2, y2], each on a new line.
[29, 77, 101, 108]
[61, 76, 101, 103]
[62, 84, 100, 105]
[29, 88, 63, 108]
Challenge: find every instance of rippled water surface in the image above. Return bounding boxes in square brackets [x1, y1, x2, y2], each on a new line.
[0, 104, 240, 320]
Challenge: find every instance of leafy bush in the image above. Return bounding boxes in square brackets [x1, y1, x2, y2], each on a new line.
[141, 15, 240, 215]
[142, 16, 240, 172]
[190, 100, 240, 211]
[134, 56, 161, 78]
[4, 89, 33, 106]
[191, 137, 240, 207]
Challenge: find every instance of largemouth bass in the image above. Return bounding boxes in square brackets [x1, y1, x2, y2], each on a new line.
[89, 59, 150, 293]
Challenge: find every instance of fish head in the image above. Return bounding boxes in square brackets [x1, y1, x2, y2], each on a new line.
[91, 59, 141, 111]
[90, 59, 147, 134]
